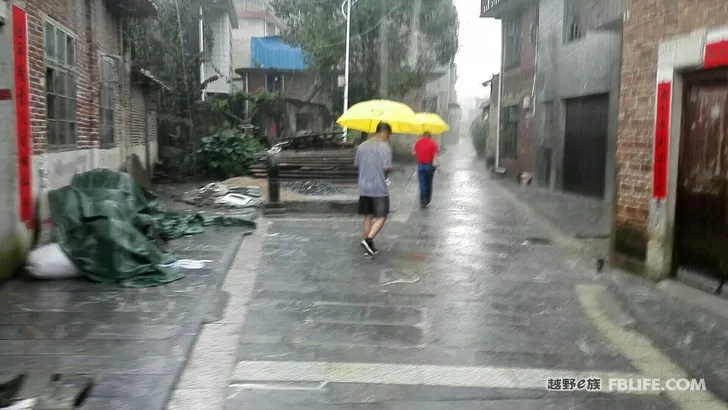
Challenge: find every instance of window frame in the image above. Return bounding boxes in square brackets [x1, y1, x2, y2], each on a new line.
[564, 0, 584, 43]
[99, 55, 118, 147]
[503, 13, 522, 69]
[44, 20, 78, 150]
[500, 105, 519, 159]
[265, 22, 277, 37]
[423, 97, 438, 113]
[266, 72, 284, 94]
[295, 113, 312, 131]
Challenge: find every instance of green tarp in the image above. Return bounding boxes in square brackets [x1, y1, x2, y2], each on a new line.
[48, 169, 255, 287]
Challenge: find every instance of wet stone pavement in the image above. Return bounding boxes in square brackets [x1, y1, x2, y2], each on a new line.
[220, 139, 726, 410]
[0, 226, 250, 409]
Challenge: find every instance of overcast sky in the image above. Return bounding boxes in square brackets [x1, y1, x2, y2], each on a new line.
[453, 0, 501, 110]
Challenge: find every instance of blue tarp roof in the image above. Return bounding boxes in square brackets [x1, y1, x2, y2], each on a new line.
[251, 36, 306, 70]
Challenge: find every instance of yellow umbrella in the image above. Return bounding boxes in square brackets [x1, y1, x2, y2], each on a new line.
[336, 99, 420, 134]
[415, 112, 450, 135]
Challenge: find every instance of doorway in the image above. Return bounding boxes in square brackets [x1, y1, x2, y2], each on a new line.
[563, 94, 609, 198]
[675, 71, 728, 281]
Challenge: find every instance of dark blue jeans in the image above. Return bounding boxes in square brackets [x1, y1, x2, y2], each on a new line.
[417, 164, 436, 206]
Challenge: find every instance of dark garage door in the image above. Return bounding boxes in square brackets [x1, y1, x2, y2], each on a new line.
[563, 94, 609, 198]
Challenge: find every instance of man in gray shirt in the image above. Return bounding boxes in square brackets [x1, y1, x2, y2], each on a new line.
[355, 122, 393, 256]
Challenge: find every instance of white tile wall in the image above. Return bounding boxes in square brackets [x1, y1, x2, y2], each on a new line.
[232, 18, 265, 70]
[206, 11, 233, 94]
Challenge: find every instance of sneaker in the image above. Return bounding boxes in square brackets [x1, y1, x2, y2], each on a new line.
[369, 239, 379, 254]
[361, 238, 377, 255]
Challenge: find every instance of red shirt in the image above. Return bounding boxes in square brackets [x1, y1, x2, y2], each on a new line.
[414, 137, 439, 164]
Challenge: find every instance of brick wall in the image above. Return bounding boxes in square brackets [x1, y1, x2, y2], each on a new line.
[500, 3, 538, 178]
[24, 0, 128, 154]
[615, 0, 728, 258]
[282, 71, 314, 101]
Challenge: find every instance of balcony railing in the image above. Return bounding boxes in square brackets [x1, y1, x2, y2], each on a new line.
[104, 0, 157, 17]
[481, 0, 504, 15]
[480, 0, 533, 18]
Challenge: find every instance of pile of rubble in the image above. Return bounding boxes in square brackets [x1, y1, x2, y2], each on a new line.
[179, 182, 264, 209]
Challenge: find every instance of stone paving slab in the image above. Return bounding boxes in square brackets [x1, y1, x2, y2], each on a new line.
[0, 226, 250, 410]
[492, 179, 611, 239]
[217, 140, 664, 409]
[224, 383, 678, 410]
[218, 139, 728, 409]
[604, 271, 728, 403]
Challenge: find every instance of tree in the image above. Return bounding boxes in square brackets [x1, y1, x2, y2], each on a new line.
[271, 0, 459, 112]
[470, 117, 488, 157]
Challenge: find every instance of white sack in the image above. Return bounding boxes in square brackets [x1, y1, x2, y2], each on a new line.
[25, 244, 82, 280]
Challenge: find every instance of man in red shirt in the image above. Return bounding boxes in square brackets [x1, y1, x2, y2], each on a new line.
[412, 132, 440, 208]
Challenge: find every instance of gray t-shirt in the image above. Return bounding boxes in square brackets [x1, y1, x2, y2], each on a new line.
[355, 140, 392, 197]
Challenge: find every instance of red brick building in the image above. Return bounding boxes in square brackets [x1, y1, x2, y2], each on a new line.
[20, 0, 161, 188]
[481, 0, 538, 180]
[0, 0, 164, 259]
[613, 0, 728, 283]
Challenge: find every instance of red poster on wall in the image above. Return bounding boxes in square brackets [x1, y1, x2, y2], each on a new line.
[13, 5, 34, 229]
[704, 40, 728, 69]
[652, 82, 672, 200]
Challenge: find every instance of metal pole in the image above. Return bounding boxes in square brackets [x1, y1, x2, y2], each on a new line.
[343, 0, 352, 113]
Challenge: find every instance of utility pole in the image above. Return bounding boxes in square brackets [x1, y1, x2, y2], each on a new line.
[199, 5, 206, 102]
[409, 0, 421, 67]
[378, 0, 388, 98]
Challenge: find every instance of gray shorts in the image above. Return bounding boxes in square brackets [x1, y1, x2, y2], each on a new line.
[358, 196, 390, 217]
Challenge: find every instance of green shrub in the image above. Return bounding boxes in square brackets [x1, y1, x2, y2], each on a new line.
[196, 126, 266, 179]
[470, 118, 488, 157]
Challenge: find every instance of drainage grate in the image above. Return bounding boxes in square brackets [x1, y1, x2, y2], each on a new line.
[522, 237, 552, 246]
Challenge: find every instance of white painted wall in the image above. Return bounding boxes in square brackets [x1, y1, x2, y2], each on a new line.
[33, 143, 158, 244]
[424, 64, 459, 146]
[36, 144, 158, 190]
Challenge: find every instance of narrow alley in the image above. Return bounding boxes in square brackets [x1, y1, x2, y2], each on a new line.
[163, 137, 728, 410]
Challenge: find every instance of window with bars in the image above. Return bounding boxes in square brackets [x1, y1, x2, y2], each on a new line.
[501, 105, 519, 159]
[504, 13, 522, 69]
[44, 21, 77, 148]
[100, 56, 118, 145]
[564, 0, 584, 43]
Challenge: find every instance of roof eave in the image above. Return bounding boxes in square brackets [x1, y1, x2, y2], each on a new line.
[131, 68, 171, 91]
